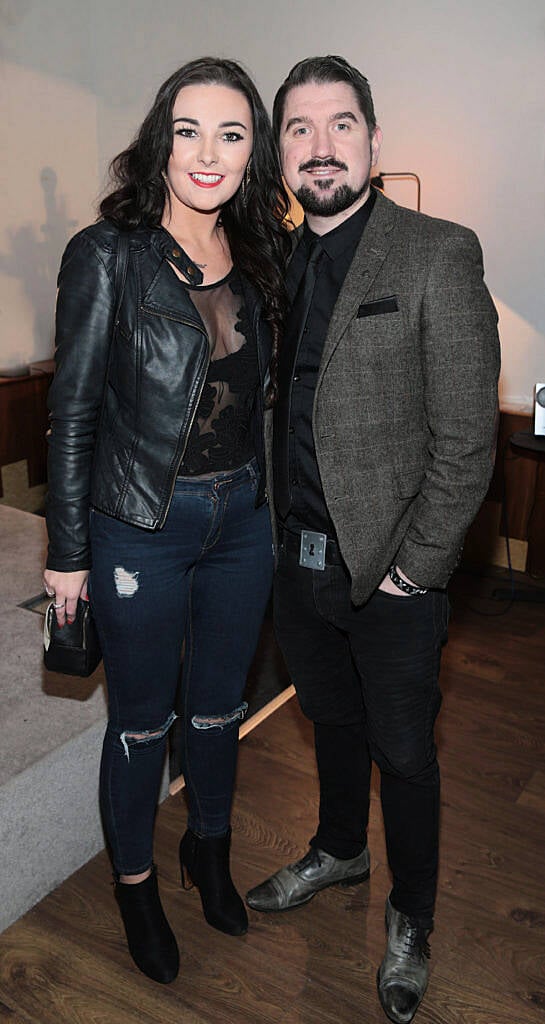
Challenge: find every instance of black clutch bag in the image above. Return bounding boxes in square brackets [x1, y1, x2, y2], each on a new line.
[43, 598, 102, 677]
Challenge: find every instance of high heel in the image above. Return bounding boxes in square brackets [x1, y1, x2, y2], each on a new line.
[179, 827, 248, 936]
[114, 866, 179, 983]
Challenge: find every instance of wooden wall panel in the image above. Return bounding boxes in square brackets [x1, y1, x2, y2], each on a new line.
[465, 410, 545, 576]
[0, 368, 52, 499]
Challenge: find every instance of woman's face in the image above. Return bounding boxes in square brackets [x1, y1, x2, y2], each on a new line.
[164, 83, 253, 215]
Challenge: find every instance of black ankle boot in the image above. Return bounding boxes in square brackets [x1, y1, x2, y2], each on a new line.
[179, 827, 248, 936]
[115, 867, 179, 983]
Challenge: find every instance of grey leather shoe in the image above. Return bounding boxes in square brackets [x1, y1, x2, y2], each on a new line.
[245, 845, 370, 912]
[377, 897, 431, 1023]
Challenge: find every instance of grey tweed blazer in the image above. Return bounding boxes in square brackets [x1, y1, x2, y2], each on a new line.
[265, 189, 500, 605]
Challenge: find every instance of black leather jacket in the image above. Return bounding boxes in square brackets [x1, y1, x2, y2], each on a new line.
[46, 220, 272, 572]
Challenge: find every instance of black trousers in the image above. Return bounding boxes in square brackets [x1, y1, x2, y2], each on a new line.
[273, 540, 449, 924]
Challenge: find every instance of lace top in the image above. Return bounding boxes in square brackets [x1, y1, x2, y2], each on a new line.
[178, 269, 259, 476]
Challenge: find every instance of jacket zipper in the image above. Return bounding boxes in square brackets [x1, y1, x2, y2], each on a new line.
[140, 308, 204, 330]
[140, 302, 210, 528]
[157, 342, 211, 528]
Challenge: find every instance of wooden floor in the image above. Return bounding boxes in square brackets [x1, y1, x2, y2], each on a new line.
[1, 569, 544, 1024]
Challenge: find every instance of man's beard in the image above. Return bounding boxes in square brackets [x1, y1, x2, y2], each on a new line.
[295, 177, 370, 217]
[293, 154, 372, 218]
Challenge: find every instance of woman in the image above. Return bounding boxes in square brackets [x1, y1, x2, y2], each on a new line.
[43, 57, 289, 984]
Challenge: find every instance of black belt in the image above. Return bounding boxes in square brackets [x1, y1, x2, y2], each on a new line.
[277, 525, 344, 567]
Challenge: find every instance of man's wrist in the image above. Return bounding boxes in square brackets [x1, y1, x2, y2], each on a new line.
[388, 565, 428, 596]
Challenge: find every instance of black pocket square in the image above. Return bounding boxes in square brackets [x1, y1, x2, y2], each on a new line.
[356, 296, 399, 317]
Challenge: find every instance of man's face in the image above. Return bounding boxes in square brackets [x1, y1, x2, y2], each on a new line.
[279, 80, 381, 220]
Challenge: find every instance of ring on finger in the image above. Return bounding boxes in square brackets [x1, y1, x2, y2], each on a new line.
[54, 602, 65, 609]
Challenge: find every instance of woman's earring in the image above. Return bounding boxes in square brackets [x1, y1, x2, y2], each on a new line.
[241, 161, 251, 203]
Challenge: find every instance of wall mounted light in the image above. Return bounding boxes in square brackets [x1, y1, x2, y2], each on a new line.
[371, 172, 421, 211]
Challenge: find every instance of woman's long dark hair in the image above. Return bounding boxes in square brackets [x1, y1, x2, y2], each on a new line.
[100, 57, 290, 404]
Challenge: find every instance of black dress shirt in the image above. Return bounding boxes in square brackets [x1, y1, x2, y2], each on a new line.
[274, 190, 376, 535]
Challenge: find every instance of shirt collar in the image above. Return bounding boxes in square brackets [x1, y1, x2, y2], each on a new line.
[302, 188, 376, 260]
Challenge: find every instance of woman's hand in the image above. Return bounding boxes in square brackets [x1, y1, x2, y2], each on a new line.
[43, 569, 89, 627]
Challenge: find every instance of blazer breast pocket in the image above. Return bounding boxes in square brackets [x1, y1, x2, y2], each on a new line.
[356, 296, 399, 318]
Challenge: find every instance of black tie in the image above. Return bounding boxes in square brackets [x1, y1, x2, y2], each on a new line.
[292, 238, 323, 341]
[274, 237, 323, 520]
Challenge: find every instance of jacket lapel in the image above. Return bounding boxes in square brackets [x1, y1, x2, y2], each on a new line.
[317, 191, 398, 385]
[141, 228, 206, 326]
[141, 259, 205, 326]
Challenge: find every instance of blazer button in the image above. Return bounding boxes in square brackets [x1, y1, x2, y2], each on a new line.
[171, 248, 181, 258]
[186, 266, 195, 276]
[293, 375, 300, 382]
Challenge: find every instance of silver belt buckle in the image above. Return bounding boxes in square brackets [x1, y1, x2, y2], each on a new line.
[299, 530, 327, 571]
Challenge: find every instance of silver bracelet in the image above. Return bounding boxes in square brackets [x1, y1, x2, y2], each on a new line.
[388, 565, 428, 595]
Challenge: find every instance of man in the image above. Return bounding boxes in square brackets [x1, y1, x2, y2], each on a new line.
[246, 56, 500, 1024]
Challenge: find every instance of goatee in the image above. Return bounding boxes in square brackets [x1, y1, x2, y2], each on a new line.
[295, 177, 370, 218]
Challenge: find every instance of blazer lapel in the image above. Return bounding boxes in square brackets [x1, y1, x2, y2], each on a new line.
[318, 191, 398, 384]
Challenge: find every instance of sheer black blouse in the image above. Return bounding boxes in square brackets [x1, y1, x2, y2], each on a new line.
[177, 269, 259, 476]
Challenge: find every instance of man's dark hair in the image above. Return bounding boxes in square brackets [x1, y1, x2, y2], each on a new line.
[273, 55, 377, 142]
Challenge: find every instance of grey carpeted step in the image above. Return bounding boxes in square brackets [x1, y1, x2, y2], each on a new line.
[0, 506, 170, 932]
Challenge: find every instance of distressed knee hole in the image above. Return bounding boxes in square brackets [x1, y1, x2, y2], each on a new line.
[191, 701, 248, 732]
[119, 710, 177, 760]
[114, 566, 140, 598]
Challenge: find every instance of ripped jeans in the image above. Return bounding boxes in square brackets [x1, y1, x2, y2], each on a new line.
[88, 458, 273, 875]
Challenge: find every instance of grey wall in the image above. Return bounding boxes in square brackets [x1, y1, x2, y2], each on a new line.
[1, 0, 544, 407]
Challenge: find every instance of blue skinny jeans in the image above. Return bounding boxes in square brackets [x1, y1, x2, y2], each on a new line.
[89, 459, 273, 876]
